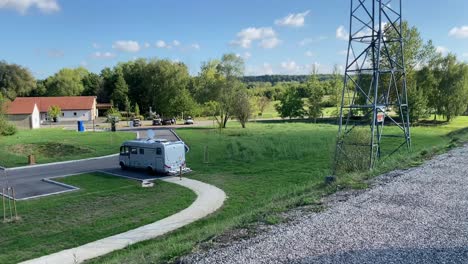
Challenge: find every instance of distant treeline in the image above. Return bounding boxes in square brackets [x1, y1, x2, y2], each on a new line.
[243, 74, 336, 85]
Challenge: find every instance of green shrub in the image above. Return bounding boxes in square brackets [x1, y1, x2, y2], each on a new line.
[0, 118, 17, 136]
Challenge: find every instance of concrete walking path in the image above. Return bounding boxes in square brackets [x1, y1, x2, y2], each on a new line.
[20, 177, 226, 264]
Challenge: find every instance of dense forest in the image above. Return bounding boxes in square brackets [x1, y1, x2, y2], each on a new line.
[242, 74, 335, 85]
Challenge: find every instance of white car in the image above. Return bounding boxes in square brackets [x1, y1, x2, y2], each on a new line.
[184, 118, 194, 125]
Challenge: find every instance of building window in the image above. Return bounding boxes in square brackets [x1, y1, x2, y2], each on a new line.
[156, 148, 162, 155]
[139, 148, 144, 155]
[62, 113, 65, 117]
[74, 112, 77, 116]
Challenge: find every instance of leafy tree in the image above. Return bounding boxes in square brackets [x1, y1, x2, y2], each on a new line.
[0, 61, 36, 100]
[47, 105, 61, 122]
[434, 55, 468, 121]
[0, 94, 17, 136]
[111, 70, 129, 110]
[306, 67, 324, 122]
[134, 103, 140, 117]
[169, 88, 198, 118]
[45, 67, 89, 96]
[194, 54, 245, 128]
[256, 96, 271, 116]
[144, 60, 190, 117]
[329, 65, 344, 117]
[232, 89, 252, 128]
[82, 72, 102, 96]
[275, 86, 305, 119]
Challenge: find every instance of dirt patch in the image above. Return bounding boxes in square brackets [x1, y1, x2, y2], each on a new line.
[8, 143, 93, 157]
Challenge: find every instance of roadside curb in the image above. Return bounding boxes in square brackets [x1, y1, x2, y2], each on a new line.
[4, 154, 119, 172]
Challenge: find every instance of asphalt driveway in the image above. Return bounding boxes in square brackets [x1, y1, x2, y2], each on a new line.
[0, 129, 182, 200]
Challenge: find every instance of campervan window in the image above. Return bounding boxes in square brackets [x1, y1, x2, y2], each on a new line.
[130, 147, 138, 155]
[120, 146, 129, 155]
[156, 148, 162, 155]
[139, 148, 144, 155]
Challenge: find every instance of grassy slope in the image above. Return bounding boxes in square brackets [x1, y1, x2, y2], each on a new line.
[0, 129, 134, 167]
[89, 117, 468, 264]
[0, 173, 196, 264]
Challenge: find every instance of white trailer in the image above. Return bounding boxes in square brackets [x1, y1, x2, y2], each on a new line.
[119, 139, 191, 175]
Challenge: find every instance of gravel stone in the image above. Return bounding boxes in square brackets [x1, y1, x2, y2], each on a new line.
[184, 145, 468, 264]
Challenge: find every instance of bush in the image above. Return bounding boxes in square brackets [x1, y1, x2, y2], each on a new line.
[0, 118, 17, 136]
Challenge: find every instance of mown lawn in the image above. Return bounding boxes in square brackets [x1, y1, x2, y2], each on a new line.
[89, 117, 468, 264]
[0, 172, 196, 264]
[0, 129, 134, 167]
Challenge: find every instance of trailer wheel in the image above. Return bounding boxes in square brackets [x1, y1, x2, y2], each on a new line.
[146, 167, 155, 175]
[120, 162, 127, 170]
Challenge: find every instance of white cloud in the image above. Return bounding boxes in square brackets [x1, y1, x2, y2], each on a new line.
[305, 51, 314, 57]
[80, 61, 88, 67]
[336, 25, 348, 40]
[231, 27, 278, 49]
[436, 46, 449, 55]
[155, 40, 168, 48]
[172, 40, 181, 47]
[449, 26, 468, 39]
[247, 63, 274, 75]
[236, 52, 251, 60]
[191, 43, 200, 50]
[260, 37, 281, 49]
[463, 53, 468, 57]
[112, 40, 140, 53]
[299, 36, 327, 46]
[92, 43, 100, 49]
[144, 42, 150, 48]
[92, 51, 116, 59]
[275, 10, 310, 27]
[0, 0, 59, 14]
[280, 60, 300, 73]
[47, 49, 64, 58]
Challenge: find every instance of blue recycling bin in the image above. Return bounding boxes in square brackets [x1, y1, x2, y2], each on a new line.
[77, 121, 85, 132]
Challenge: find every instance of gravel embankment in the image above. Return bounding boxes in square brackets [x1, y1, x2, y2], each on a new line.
[184, 145, 468, 264]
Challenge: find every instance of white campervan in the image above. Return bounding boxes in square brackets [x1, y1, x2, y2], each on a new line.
[119, 139, 190, 175]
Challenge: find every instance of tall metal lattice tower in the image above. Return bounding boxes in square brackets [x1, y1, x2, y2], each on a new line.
[334, 0, 411, 172]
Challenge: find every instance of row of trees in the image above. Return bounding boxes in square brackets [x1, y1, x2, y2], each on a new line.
[0, 54, 257, 128]
[272, 22, 468, 123]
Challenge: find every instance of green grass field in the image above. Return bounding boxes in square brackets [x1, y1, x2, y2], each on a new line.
[89, 117, 468, 264]
[0, 129, 134, 167]
[0, 173, 196, 264]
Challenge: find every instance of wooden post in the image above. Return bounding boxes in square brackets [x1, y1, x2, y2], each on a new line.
[28, 154, 36, 165]
[12, 187, 17, 220]
[179, 166, 182, 180]
[7, 187, 12, 220]
[2, 188, 5, 222]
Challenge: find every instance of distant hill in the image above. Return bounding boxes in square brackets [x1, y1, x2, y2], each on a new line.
[242, 74, 336, 84]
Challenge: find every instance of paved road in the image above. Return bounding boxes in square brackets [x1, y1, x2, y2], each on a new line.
[186, 145, 468, 264]
[0, 128, 182, 200]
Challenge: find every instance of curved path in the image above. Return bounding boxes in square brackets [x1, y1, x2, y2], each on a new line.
[20, 176, 226, 264]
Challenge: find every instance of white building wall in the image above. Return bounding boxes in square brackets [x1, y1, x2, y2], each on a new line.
[31, 104, 41, 129]
[40, 110, 93, 122]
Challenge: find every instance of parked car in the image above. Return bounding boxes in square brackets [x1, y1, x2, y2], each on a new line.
[184, 117, 194, 125]
[162, 119, 172, 125]
[152, 118, 162, 126]
[132, 119, 142, 127]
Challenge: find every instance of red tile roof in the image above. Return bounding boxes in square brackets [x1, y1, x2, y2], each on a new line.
[5, 96, 96, 115]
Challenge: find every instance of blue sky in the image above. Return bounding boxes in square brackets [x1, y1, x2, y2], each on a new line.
[0, 0, 467, 79]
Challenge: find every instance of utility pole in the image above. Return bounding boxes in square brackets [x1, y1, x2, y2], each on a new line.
[332, 0, 410, 177]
